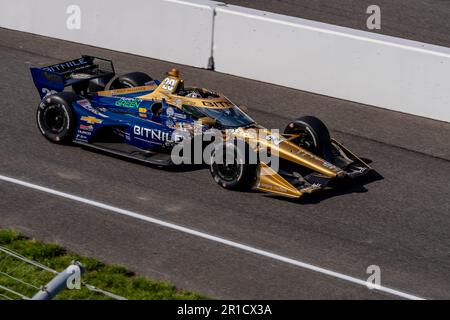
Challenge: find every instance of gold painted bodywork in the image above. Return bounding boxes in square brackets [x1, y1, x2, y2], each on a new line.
[96, 69, 370, 198]
[226, 126, 351, 198]
[256, 162, 302, 198]
[97, 85, 158, 97]
[136, 75, 233, 109]
[256, 163, 324, 198]
[228, 126, 344, 177]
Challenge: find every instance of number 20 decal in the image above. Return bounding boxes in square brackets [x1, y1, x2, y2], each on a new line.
[162, 78, 176, 91]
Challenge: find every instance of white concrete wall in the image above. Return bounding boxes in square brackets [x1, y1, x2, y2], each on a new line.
[1, 1, 449, 121]
[0, 0, 218, 68]
[213, 5, 450, 122]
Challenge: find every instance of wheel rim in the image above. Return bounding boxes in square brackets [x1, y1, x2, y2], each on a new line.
[215, 162, 242, 182]
[43, 104, 66, 134]
[212, 147, 243, 182]
[292, 126, 316, 150]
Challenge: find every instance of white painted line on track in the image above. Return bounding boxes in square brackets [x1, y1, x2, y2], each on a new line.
[0, 174, 425, 300]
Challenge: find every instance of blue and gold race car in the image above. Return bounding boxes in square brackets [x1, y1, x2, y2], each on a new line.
[31, 55, 372, 199]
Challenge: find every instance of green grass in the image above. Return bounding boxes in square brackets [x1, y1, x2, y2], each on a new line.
[0, 230, 207, 300]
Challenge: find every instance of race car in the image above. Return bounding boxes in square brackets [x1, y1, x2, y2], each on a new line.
[30, 55, 372, 199]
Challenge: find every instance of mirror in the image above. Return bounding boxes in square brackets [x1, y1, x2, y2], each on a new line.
[198, 117, 216, 126]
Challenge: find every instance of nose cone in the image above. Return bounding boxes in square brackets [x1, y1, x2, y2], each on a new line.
[275, 140, 343, 177]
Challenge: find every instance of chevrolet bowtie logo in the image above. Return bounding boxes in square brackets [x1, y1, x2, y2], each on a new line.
[80, 116, 103, 124]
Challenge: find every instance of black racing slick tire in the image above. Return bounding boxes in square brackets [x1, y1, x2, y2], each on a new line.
[107, 72, 153, 89]
[284, 116, 333, 161]
[36, 92, 77, 144]
[209, 140, 257, 190]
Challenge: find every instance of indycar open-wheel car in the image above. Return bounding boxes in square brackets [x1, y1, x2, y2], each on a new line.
[31, 56, 373, 199]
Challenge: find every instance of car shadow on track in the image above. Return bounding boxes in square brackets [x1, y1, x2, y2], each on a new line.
[79, 145, 206, 172]
[80, 144, 383, 203]
[267, 170, 384, 204]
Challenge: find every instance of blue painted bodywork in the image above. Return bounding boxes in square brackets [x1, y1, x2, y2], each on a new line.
[71, 88, 197, 151]
[30, 56, 221, 153]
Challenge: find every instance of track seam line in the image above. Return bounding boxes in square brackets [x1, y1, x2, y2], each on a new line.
[0, 174, 425, 300]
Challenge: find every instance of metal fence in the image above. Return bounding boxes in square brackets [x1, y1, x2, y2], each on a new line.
[0, 246, 126, 300]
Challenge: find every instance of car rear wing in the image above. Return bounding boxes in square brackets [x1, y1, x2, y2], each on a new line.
[30, 55, 115, 98]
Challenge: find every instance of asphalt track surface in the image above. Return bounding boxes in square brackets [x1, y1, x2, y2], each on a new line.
[1, 28, 450, 299]
[224, 0, 450, 48]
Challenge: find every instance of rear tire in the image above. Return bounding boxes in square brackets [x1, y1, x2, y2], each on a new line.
[107, 72, 153, 89]
[284, 116, 333, 161]
[36, 92, 77, 144]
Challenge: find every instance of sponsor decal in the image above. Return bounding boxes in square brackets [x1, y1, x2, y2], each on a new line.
[42, 72, 63, 84]
[138, 107, 147, 113]
[202, 100, 232, 108]
[76, 127, 92, 140]
[165, 119, 175, 128]
[322, 161, 334, 169]
[80, 116, 102, 124]
[70, 73, 92, 79]
[77, 130, 92, 135]
[174, 99, 182, 107]
[77, 99, 90, 107]
[175, 122, 194, 130]
[322, 161, 340, 172]
[259, 183, 287, 193]
[133, 125, 170, 142]
[115, 97, 142, 109]
[98, 86, 152, 96]
[76, 134, 88, 141]
[265, 134, 285, 146]
[174, 113, 186, 119]
[77, 99, 109, 118]
[165, 106, 186, 119]
[43, 57, 88, 73]
[79, 124, 93, 131]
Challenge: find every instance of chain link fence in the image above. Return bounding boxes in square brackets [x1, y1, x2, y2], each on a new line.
[0, 246, 126, 300]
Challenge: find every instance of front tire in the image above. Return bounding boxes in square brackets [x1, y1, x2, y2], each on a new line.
[284, 116, 333, 161]
[36, 92, 77, 144]
[209, 140, 257, 190]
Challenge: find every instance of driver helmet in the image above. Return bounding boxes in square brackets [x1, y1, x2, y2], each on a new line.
[167, 68, 179, 78]
[186, 91, 201, 98]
